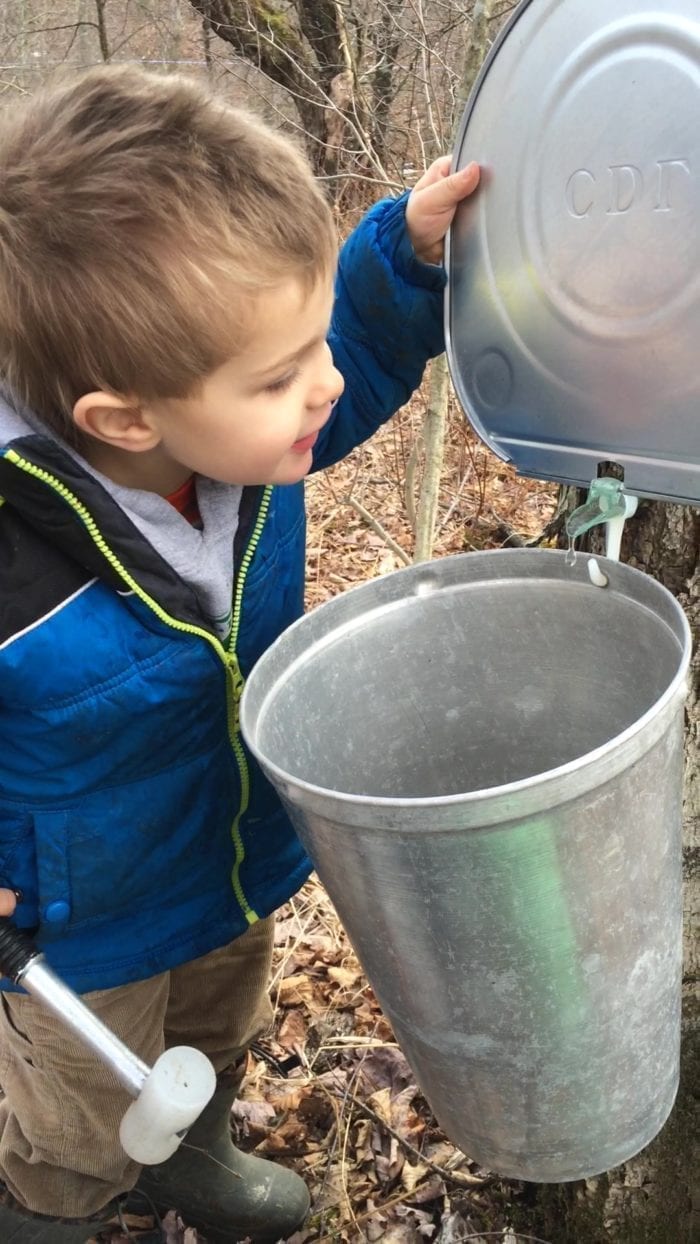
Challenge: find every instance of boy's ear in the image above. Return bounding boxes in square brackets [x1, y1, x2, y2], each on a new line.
[72, 391, 162, 453]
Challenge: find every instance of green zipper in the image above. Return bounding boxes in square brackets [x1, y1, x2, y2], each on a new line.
[227, 485, 273, 921]
[3, 448, 272, 925]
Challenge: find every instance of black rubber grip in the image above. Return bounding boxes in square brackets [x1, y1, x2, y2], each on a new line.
[0, 918, 37, 982]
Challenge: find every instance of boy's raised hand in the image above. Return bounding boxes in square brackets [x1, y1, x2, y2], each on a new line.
[405, 156, 480, 267]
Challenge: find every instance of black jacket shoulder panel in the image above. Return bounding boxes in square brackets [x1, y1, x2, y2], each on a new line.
[0, 438, 210, 631]
[0, 501, 92, 646]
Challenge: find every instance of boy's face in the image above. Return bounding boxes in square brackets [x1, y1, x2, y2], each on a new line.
[146, 275, 344, 488]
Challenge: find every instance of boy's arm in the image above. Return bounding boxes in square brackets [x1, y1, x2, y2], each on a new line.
[312, 158, 479, 472]
[311, 192, 444, 471]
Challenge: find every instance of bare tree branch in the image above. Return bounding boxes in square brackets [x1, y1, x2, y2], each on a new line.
[189, 0, 331, 161]
[94, 0, 111, 61]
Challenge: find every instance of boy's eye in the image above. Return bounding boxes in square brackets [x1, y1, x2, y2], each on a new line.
[266, 368, 300, 394]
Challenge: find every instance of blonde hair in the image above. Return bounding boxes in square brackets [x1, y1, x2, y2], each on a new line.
[0, 65, 337, 439]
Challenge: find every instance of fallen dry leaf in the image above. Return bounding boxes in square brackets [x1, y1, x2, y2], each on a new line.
[277, 973, 319, 1007]
[278, 1007, 308, 1051]
[231, 1097, 277, 1130]
[326, 964, 364, 991]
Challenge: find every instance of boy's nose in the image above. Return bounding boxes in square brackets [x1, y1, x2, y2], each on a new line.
[310, 349, 344, 409]
[327, 363, 345, 404]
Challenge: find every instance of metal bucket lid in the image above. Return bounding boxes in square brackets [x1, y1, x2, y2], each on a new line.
[446, 0, 700, 504]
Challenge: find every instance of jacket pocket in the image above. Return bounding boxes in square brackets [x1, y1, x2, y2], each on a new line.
[0, 810, 39, 930]
[31, 744, 239, 937]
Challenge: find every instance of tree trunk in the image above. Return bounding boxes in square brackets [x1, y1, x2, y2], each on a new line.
[412, 355, 449, 563]
[411, 0, 496, 563]
[517, 500, 699, 1243]
[187, 0, 345, 171]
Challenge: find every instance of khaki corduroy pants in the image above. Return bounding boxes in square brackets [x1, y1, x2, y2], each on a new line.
[0, 917, 274, 1218]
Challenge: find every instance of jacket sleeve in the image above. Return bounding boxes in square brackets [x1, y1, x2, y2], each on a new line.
[311, 191, 447, 472]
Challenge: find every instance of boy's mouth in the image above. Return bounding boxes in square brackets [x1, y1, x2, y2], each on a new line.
[291, 397, 338, 454]
[290, 430, 319, 454]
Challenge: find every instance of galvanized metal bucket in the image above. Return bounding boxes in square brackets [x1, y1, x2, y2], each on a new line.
[240, 549, 691, 1181]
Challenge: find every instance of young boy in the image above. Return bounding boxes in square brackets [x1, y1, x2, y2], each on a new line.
[0, 66, 479, 1243]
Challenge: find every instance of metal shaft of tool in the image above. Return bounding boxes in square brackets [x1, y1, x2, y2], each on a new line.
[19, 955, 150, 1096]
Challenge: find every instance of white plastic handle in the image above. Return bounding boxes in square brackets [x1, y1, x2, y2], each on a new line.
[119, 1046, 216, 1164]
[605, 493, 639, 562]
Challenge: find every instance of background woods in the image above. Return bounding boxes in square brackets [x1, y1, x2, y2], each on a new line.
[1, 3, 698, 1242]
[1, 0, 502, 182]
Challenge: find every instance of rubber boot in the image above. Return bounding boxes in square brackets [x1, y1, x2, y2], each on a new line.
[136, 1066, 310, 1244]
[0, 1188, 154, 1243]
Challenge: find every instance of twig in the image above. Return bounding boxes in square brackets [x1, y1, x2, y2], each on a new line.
[343, 496, 411, 565]
[313, 1186, 424, 1243]
[404, 437, 421, 536]
[445, 1236, 553, 1243]
[338, 1065, 365, 1240]
[0, 78, 29, 95]
[315, 171, 403, 190]
[317, 1037, 401, 1049]
[524, 485, 573, 547]
[436, 465, 473, 534]
[331, 1087, 494, 1192]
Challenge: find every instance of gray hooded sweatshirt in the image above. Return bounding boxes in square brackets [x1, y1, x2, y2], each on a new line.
[0, 393, 242, 637]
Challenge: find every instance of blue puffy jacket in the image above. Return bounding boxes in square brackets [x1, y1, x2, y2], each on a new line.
[0, 194, 446, 992]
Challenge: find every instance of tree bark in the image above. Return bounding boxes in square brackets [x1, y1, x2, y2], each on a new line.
[188, 0, 336, 168]
[517, 500, 699, 1243]
[94, 0, 111, 61]
[413, 355, 449, 563]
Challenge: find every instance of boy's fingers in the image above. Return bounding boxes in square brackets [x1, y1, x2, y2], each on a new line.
[412, 154, 452, 190]
[406, 159, 481, 264]
[417, 161, 480, 211]
[0, 889, 18, 916]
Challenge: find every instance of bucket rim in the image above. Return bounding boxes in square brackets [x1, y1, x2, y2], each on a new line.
[240, 549, 692, 824]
